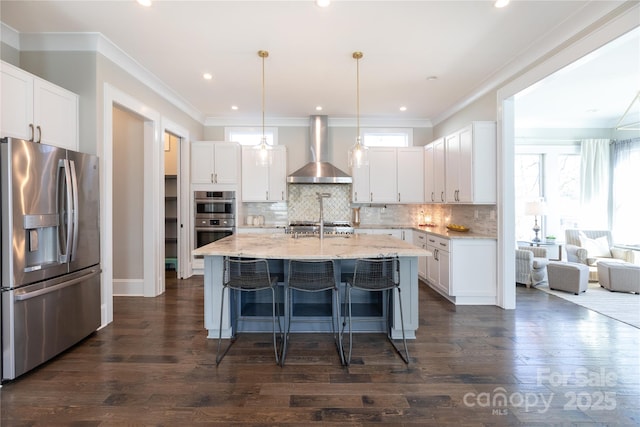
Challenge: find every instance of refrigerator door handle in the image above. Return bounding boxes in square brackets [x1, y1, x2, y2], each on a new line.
[69, 160, 79, 261]
[13, 268, 101, 302]
[57, 159, 73, 263]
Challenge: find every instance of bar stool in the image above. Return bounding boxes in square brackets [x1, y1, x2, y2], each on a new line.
[216, 257, 282, 365]
[342, 257, 409, 365]
[281, 259, 345, 366]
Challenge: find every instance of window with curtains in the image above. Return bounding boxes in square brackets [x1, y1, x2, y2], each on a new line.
[514, 154, 541, 241]
[612, 138, 640, 247]
[515, 144, 581, 242]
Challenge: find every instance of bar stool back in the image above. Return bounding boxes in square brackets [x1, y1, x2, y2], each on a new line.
[342, 257, 409, 365]
[281, 260, 345, 366]
[216, 257, 282, 365]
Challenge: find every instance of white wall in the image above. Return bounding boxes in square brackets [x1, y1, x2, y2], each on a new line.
[112, 106, 144, 281]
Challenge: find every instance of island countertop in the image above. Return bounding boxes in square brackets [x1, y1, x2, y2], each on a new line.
[193, 233, 431, 260]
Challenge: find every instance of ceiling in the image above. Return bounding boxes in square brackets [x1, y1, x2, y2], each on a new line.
[1, 0, 637, 128]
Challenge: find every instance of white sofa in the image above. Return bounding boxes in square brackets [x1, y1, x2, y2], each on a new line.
[564, 229, 635, 282]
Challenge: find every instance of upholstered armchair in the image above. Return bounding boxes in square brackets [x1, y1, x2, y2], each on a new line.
[565, 229, 635, 281]
[516, 246, 550, 288]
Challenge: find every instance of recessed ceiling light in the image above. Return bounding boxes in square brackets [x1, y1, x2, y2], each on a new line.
[203, 73, 213, 80]
[315, 106, 323, 111]
[315, 0, 330, 8]
[137, 0, 152, 7]
[399, 106, 407, 112]
[231, 105, 239, 111]
[494, 0, 510, 8]
[426, 76, 438, 81]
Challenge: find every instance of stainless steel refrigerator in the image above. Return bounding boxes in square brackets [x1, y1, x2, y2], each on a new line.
[1, 137, 101, 381]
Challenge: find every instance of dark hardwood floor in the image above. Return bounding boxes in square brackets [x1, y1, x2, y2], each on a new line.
[2, 273, 639, 426]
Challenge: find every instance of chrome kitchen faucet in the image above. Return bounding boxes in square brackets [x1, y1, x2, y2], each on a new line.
[316, 192, 331, 240]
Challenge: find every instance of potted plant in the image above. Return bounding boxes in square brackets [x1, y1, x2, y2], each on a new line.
[545, 235, 556, 243]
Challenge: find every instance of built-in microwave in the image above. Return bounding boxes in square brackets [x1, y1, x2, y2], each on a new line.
[194, 191, 235, 215]
[194, 191, 236, 249]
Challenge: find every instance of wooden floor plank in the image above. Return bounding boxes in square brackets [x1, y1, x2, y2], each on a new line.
[1, 274, 639, 425]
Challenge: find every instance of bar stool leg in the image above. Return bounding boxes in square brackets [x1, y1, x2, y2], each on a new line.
[280, 285, 292, 366]
[386, 287, 410, 364]
[216, 286, 236, 365]
[333, 286, 345, 365]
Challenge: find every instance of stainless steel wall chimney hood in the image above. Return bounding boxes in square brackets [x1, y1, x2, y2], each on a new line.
[287, 115, 352, 184]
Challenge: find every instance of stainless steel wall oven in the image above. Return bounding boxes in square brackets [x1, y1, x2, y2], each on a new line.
[194, 191, 235, 249]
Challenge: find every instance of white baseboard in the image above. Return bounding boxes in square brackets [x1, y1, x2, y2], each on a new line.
[113, 278, 145, 296]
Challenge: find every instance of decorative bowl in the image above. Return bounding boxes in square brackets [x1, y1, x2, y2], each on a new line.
[446, 224, 470, 232]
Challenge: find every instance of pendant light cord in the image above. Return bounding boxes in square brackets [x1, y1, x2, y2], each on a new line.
[258, 50, 269, 142]
[262, 53, 265, 139]
[353, 52, 363, 144]
[356, 55, 360, 137]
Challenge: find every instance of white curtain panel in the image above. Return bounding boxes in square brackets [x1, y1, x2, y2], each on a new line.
[580, 139, 610, 228]
[612, 138, 640, 245]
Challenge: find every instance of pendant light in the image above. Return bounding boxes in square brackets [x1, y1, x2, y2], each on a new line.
[255, 50, 272, 166]
[348, 51, 369, 169]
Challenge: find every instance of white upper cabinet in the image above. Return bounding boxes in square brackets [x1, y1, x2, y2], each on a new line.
[369, 148, 397, 203]
[397, 147, 424, 203]
[351, 162, 370, 203]
[191, 141, 239, 185]
[434, 138, 446, 203]
[352, 147, 424, 204]
[241, 145, 287, 202]
[424, 138, 446, 203]
[444, 121, 496, 204]
[1, 61, 79, 150]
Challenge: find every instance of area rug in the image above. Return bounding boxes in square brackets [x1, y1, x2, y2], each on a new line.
[537, 282, 640, 328]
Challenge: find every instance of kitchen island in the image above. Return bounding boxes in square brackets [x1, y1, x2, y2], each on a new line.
[193, 233, 431, 339]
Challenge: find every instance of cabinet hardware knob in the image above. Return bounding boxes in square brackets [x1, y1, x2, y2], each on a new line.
[29, 123, 35, 142]
[36, 126, 42, 143]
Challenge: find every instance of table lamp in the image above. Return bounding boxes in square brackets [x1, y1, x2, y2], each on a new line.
[525, 199, 547, 242]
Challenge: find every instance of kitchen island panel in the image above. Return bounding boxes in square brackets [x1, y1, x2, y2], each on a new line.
[196, 234, 429, 339]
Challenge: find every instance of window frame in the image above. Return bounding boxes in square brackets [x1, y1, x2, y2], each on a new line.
[361, 127, 413, 147]
[224, 126, 279, 146]
[515, 142, 580, 242]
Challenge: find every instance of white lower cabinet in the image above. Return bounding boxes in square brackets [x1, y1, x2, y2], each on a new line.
[425, 234, 496, 305]
[413, 231, 427, 280]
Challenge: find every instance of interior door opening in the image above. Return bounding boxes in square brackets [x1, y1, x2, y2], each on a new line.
[164, 131, 181, 279]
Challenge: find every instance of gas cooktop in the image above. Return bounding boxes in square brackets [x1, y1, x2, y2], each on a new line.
[286, 221, 354, 235]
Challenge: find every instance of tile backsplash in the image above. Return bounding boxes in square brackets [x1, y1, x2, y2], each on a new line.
[240, 183, 496, 236]
[287, 184, 351, 223]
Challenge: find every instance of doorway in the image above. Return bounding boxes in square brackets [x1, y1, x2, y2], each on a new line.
[164, 131, 180, 279]
[496, 4, 639, 310]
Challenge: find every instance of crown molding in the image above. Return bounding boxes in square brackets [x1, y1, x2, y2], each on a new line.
[12, 30, 205, 124]
[204, 116, 432, 128]
[1, 22, 20, 49]
[431, 0, 632, 127]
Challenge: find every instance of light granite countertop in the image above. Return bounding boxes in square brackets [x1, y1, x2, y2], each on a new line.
[236, 224, 496, 240]
[355, 224, 496, 240]
[193, 233, 431, 260]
